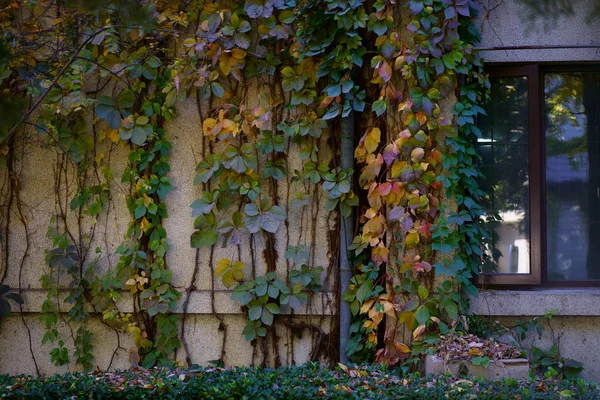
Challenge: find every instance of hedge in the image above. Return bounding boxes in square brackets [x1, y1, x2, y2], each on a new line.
[1, 364, 598, 399]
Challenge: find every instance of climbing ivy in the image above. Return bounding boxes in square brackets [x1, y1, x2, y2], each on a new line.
[344, 0, 489, 366]
[0, 0, 490, 370]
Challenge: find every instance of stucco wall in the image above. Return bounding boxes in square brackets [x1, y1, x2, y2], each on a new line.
[0, 89, 338, 375]
[477, 0, 600, 63]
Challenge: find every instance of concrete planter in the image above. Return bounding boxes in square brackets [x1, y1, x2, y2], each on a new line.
[424, 355, 529, 380]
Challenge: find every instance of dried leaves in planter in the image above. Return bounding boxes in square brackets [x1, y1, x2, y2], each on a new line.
[436, 334, 523, 362]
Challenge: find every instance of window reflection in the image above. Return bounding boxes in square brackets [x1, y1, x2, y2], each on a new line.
[545, 72, 600, 281]
[478, 76, 531, 274]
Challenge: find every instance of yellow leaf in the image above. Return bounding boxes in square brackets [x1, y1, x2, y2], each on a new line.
[222, 270, 236, 288]
[381, 301, 395, 316]
[406, 232, 420, 248]
[367, 333, 378, 344]
[371, 243, 389, 267]
[391, 161, 407, 178]
[203, 118, 217, 136]
[143, 194, 153, 208]
[183, 38, 196, 47]
[468, 348, 483, 356]
[399, 311, 415, 328]
[231, 48, 246, 60]
[106, 128, 120, 143]
[365, 128, 381, 154]
[360, 299, 375, 314]
[354, 145, 367, 163]
[139, 217, 151, 234]
[215, 259, 231, 277]
[95, 152, 105, 165]
[232, 261, 245, 281]
[395, 343, 410, 353]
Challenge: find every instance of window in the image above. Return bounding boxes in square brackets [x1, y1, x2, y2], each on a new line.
[477, 65, 600, 285]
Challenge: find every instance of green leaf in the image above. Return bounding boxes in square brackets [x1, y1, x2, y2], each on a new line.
[211, 83, 225, 98]
[261, 308, 274, 325]
[0, 298, 11, 317]
[294, 292, 309, 309]
[415, 305, 430, 325]
[248, 305, 262, 321]
[190, 224, 218, 248]
[118, 90, 135, 109]
[265, 303, 280, 315]
[242, 320, 258, 341]
[96, 96, 121, 129]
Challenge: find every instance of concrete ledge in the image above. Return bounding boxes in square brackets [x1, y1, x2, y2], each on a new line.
[470, 289, 600, 316]
[14, 289, 336, 316]
[424, 355, 529, 380]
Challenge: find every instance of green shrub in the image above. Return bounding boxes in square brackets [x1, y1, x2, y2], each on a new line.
[0, 364, 597, 399]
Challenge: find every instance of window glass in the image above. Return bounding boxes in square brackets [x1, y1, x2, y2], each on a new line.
[545, 72, 600, 280]
[478, 76, 531, 274]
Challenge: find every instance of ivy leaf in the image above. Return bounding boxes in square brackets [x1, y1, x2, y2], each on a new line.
[211, 83, 225, 98]
[232, 284, 254, 305]
[280, 285, 308, 310]
[406, 232, 420, 248]
[364, 128, 381, 154]
[244, 199, 286, 233]
[415, 305, 430, 325]
[442, 53, 456, 70]
[118, 90, 135, 109]
[215, 259, 245, 288]
[265, 303, 280, 315]
[96, 96, 121, 129]
[372, 98, 388, 116]
[261, 308, 274, 325]
[434, 258, 466, 277]
[191, 214, 218, 248]
[234, 33, 250, 49]
[248, 304, 262, 321]
[409, 1, 424, 14]
[191, 191, 218, 216]
[194, 155, 222, 185]
[263, 159, 286, 180]
[120, 115, 153, 145]
[0, 298, 12, 317]
[285, 245, 309, 265]
[379, 61, 392, 82]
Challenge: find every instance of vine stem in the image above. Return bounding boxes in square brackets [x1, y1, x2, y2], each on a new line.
[179, 248, 201, 366]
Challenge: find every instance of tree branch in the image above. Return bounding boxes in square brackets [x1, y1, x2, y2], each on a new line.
[0, 27, 112, 146]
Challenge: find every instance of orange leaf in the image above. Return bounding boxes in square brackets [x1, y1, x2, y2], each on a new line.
[379, 61, 392, 82]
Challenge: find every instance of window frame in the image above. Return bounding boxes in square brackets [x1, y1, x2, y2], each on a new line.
[476, 63, 600, 287]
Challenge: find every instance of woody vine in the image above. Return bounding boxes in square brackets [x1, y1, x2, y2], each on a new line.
[0, 0, 488, 371]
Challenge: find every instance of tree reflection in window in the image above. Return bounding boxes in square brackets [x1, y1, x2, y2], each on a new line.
[545, 71, 600, 280]
[478, 76, 531, 274]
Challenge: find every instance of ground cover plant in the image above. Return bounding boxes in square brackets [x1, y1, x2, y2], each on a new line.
[1, 364, 598, 400]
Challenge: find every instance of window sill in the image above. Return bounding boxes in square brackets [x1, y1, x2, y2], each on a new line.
[470, 288, 600, 316]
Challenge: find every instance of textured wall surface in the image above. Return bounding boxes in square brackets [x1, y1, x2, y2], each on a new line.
[0, 91, 338, 375]
[476, 0, 600, 63]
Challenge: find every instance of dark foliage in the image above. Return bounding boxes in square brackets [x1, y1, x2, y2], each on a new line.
[0, 364, 598, 399]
